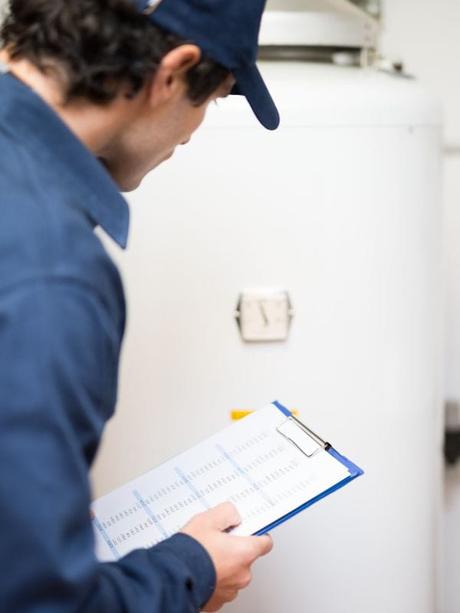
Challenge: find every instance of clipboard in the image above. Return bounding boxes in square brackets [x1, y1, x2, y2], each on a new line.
[253, 401, 364, 536]
[92, 400, 364, 562]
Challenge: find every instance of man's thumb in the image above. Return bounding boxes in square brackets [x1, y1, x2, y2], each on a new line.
[207, 501, 241, 531]
[248, 534, 274, 559]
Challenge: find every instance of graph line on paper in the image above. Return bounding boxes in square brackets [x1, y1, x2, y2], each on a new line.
[92, 514, 120, 559]
[133, 489, 169, 540]
[215, 443, 275, 507]
[175, 466, 211, 510]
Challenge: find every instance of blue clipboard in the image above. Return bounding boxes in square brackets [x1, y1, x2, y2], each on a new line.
[253, 401, 364, 536]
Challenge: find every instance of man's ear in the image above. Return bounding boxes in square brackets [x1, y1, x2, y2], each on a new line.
[149, 44, 201, 106]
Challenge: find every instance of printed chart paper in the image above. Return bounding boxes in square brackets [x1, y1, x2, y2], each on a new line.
[91, 403, 353, 562]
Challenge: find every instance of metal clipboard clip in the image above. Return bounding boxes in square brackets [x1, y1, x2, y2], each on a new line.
[276, 414, 330, 459]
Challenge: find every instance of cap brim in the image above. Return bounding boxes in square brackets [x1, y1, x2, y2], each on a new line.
[232, 64, 280, 131]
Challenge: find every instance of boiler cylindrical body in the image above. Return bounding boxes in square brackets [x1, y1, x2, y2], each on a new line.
[93, 63, 443, 613]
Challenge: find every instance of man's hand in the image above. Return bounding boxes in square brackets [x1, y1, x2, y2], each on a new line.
[181, 502, 273, 612]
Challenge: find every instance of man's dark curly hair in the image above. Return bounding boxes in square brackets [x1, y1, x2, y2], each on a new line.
[0, 0, 230, 105]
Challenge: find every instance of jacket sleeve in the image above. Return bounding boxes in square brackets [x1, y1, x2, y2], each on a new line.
[0, 279, 216, 613]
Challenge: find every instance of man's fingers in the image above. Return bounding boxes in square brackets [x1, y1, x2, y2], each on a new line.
[207, 501, 241, 531]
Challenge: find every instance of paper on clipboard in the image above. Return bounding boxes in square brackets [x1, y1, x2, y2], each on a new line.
[91, 402, 362, 562]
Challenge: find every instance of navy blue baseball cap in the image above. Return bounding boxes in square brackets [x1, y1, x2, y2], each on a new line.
[134, 0, 280, 130]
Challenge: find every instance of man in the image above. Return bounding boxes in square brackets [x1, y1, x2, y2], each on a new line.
[0, 0, 280, 611]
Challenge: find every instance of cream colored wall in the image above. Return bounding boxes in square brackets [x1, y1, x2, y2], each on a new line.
[381, 2, 460, 612]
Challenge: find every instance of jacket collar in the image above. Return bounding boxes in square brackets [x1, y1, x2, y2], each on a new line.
[0, 71, 130, 249]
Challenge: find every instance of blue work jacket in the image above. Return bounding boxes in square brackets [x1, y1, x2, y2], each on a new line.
[0, 71, 216, 612]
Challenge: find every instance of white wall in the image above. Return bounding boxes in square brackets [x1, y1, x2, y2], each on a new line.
[381, 2, 460, 612]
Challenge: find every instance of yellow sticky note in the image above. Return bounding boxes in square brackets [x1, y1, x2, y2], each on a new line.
[231, 409, 298, 421]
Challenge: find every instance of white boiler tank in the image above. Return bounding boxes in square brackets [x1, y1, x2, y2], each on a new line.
[92, 28, 443, 613]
